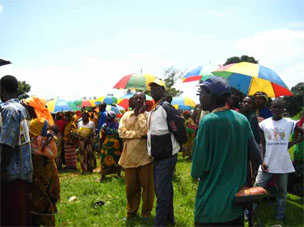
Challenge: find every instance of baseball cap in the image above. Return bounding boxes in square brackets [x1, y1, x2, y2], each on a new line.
[199, 77, 231, 96]
[148, 79, 166, 88]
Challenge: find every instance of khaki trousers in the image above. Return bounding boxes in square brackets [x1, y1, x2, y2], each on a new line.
[124, 162, 154, 217]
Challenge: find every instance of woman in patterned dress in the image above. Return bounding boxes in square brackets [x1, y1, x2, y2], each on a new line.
[77, 111, 96, 173]
[99, 111, 122, 181]
[63, 112, 78, 169]
[22, 98, 60, 226]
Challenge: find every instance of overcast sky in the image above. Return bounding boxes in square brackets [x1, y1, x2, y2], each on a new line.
[1, 0, 303, 103]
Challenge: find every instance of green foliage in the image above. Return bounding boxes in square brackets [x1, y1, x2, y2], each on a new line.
[283, 82, 304, 116]
[17, 81, 31, 100]
[163, 66, 184, 97]
[223, 55, 259, 66]
[56, 155, 304, 226]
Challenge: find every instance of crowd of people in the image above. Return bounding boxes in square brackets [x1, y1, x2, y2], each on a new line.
[0, 74, 303, 226]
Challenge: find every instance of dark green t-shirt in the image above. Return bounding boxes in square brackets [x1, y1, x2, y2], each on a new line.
[191, 109, 253, 223]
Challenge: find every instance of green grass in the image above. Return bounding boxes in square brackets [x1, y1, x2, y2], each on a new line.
[56, 154, 304, 226]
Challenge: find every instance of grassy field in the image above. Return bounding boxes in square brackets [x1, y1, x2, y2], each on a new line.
[56, 154, 304, 226]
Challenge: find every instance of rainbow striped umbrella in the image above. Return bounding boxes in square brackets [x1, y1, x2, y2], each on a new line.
[117, 93, 154, 109]
[113, 73, 157, 91]
[96, 95, 118, 105]
[212, 62, 292, 98]
[182, 66, 214, 83]
[67, 101, 80, 111]
[74, 99, 96, 108]
[46, 99, 71, 113]
[105, 105, 123, 114]
[172, 96, 196, 110]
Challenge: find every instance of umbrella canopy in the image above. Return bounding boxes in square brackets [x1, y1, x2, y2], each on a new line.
[171, 96, 196, 110]
[212, 62, 292, 98]
[117, 93, 154, 109]
[182, 66, 214, 83]
[106, 105, 122, 114]
[113, 73, 157, 91]
[67, 101, 80, 111]
[74, 99, 96, 108]
[0, 58, 11, 66]
[46, 99, 71, 113]
[96, 95, 118, 105]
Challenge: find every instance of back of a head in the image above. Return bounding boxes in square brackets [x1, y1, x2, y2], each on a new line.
[200, 77, 231, 106]
[0, 75, 18, 94]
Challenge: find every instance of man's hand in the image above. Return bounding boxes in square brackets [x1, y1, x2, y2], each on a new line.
[135, 104, 146, 116]
[138, 104, 146, 114]
[261, 162, 269, 172]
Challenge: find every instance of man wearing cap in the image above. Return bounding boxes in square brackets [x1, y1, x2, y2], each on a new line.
[191, 77, 262, 226]
[148, 79, 181, 226]
[0, 75, 33, 226]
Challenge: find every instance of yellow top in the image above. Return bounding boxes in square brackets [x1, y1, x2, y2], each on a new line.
[118, 111, 152, 168]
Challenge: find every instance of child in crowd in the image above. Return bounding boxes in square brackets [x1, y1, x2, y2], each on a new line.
[254, 99, 304, 221]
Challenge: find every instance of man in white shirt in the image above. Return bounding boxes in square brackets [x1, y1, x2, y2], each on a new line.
[254, 99, 304, 221]
[147, 79, 182, 226]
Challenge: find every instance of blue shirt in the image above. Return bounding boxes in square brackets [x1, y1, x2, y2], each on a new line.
[97, 111, 107, 136]
[0, 98, 33, 182]
[259, 107, 272, 119]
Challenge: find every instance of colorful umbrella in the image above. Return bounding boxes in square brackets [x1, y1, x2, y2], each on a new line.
[182, 66, 214, 83]
[67, 101, 80, 111]
[212, 62, 292, 98]
[74, 99, 96, 108]
[96, 95, 118, 105]
[172, 96, 196, 110]
[113, 73, 157, 91]
[106, 105, 122, 114]
[117, 93, 154, 109]
[46, 99, 71, 113]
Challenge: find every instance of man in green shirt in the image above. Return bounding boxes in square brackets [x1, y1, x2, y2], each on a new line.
[191, 77, 262, 226]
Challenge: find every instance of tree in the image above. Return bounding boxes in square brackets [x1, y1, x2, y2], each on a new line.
[223, 55, 258, 66]
[162, 66, 184, 97]
[17, 81, 31, 100]
[283, 82, 304, 116]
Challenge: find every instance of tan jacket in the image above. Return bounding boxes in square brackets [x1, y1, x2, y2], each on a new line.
[118, 111, 152, 168]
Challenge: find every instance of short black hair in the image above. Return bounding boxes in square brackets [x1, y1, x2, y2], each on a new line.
[271, 98, 285, 107]
[0, 75, 18, 93]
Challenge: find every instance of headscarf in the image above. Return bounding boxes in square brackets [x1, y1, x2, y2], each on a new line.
[24, 96, 54, 125]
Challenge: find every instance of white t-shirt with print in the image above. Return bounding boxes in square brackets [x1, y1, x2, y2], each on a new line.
[259, 117, 296, 173]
